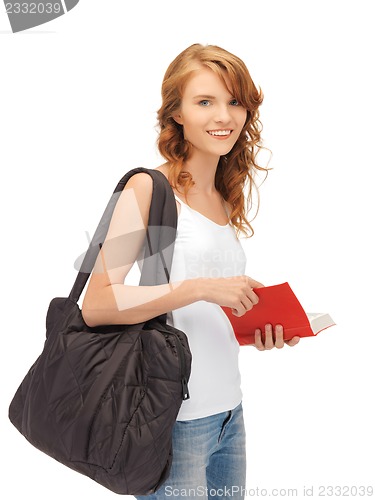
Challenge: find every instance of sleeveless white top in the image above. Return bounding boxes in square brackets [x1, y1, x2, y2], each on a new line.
[166, 194, 247, 421]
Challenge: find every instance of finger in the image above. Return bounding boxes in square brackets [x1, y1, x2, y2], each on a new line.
[248, 289, 260, 306]
[238, 287, 260, 312]
[241, 295, 255, 311]
[286, 336, 300, 347]
[236, 288, 259, 311]
[254, 329, 265, 350]
[274, 324, 284, 349]
[248, 277, 265, 289]
[231, 307, 240, 316]
[264, 324, 274, 350]
[231, 298, 253, 317]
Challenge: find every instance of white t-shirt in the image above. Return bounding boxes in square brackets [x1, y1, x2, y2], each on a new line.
[166, 194, 247, 421]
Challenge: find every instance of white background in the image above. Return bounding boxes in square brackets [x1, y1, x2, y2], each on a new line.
[1, 1, 374, 498]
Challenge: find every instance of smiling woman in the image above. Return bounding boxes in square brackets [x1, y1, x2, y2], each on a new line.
[157, 43, 268, 238]
[172, 67, 247, 166]
[81, 43, 300, 500]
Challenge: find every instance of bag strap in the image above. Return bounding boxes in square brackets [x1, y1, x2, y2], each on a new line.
[68, 168, 177, 308]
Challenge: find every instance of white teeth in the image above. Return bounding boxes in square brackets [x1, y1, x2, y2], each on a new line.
[208, 130, 231, 136]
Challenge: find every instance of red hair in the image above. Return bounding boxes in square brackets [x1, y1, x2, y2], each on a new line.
[157, 43, 271, 238]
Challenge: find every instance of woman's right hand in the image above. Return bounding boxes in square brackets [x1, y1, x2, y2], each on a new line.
[198, 275, 264, 317]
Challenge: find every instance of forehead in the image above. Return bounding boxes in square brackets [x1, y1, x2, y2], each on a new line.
[183, 66, 233, 97]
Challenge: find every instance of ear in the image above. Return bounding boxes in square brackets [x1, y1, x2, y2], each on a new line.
[172, 113, 183, 125]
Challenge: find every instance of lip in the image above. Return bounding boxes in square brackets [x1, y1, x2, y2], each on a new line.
[206, 130, 233, 140]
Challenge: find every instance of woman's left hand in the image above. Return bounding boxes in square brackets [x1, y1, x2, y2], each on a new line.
[254, 324, 300, 351]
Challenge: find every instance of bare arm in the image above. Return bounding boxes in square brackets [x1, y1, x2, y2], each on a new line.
[82, 172, 263, 327]
[81, 173, 202, 326]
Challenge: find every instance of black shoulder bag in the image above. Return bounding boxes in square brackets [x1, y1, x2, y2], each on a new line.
[8, 167, 192, 495]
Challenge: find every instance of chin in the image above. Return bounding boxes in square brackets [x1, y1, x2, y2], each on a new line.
[195, 141, 236, 159]
[216, 145, 236, 156]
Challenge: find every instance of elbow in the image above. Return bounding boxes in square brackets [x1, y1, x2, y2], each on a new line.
[81, 293, 137, 327]
[81, 288, 152, 327]
[81, 299, 100, 328]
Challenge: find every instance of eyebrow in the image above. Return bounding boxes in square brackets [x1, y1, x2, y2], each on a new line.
[192, 95, 217, 100]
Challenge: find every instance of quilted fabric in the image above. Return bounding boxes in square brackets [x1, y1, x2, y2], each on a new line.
[8, 168, 192, 495]
[9, 298, 191, 494]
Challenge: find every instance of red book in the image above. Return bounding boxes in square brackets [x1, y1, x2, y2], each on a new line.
[221, 282, 335, 346]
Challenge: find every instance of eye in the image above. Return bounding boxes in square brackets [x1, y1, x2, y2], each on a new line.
[198, 100, 211, 106]
[229, 99, 240, 106]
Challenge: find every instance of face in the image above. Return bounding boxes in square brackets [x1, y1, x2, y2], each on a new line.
[174, 66, 247, 161]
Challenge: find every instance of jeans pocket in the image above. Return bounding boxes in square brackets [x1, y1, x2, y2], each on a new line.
[218, 410, 232, 443]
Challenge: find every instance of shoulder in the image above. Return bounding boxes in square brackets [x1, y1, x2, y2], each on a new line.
[113, 171, 154, 227]
[124, 164, 170, 191]
[119, 165, 173, 223]
[124, 170, 153, 192]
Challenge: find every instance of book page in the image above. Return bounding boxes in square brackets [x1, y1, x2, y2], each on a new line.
[306, 312, 336, 335]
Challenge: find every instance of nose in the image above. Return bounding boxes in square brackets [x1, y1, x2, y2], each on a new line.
[213, 104, 232, 124]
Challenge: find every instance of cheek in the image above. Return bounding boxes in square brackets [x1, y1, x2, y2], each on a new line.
[182, 112, 208, 136]
[181, 121, 204, 144]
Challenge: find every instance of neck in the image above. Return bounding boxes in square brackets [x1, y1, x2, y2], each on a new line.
[181, 149, 220, 195]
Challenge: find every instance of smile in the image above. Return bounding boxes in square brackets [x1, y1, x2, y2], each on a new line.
[207, 130, 232, 137]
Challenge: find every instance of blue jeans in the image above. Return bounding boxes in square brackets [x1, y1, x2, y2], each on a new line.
[135, 402, 246, 499]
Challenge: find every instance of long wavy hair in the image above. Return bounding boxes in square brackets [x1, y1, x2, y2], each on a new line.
[157, 43, 271, 238]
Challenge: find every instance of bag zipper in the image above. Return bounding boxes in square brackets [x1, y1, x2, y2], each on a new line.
[152, 323, 190, 401]
[172, 332, 190, 401]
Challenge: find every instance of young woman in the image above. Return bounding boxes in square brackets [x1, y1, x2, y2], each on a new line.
[82, 43, 300, 499]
